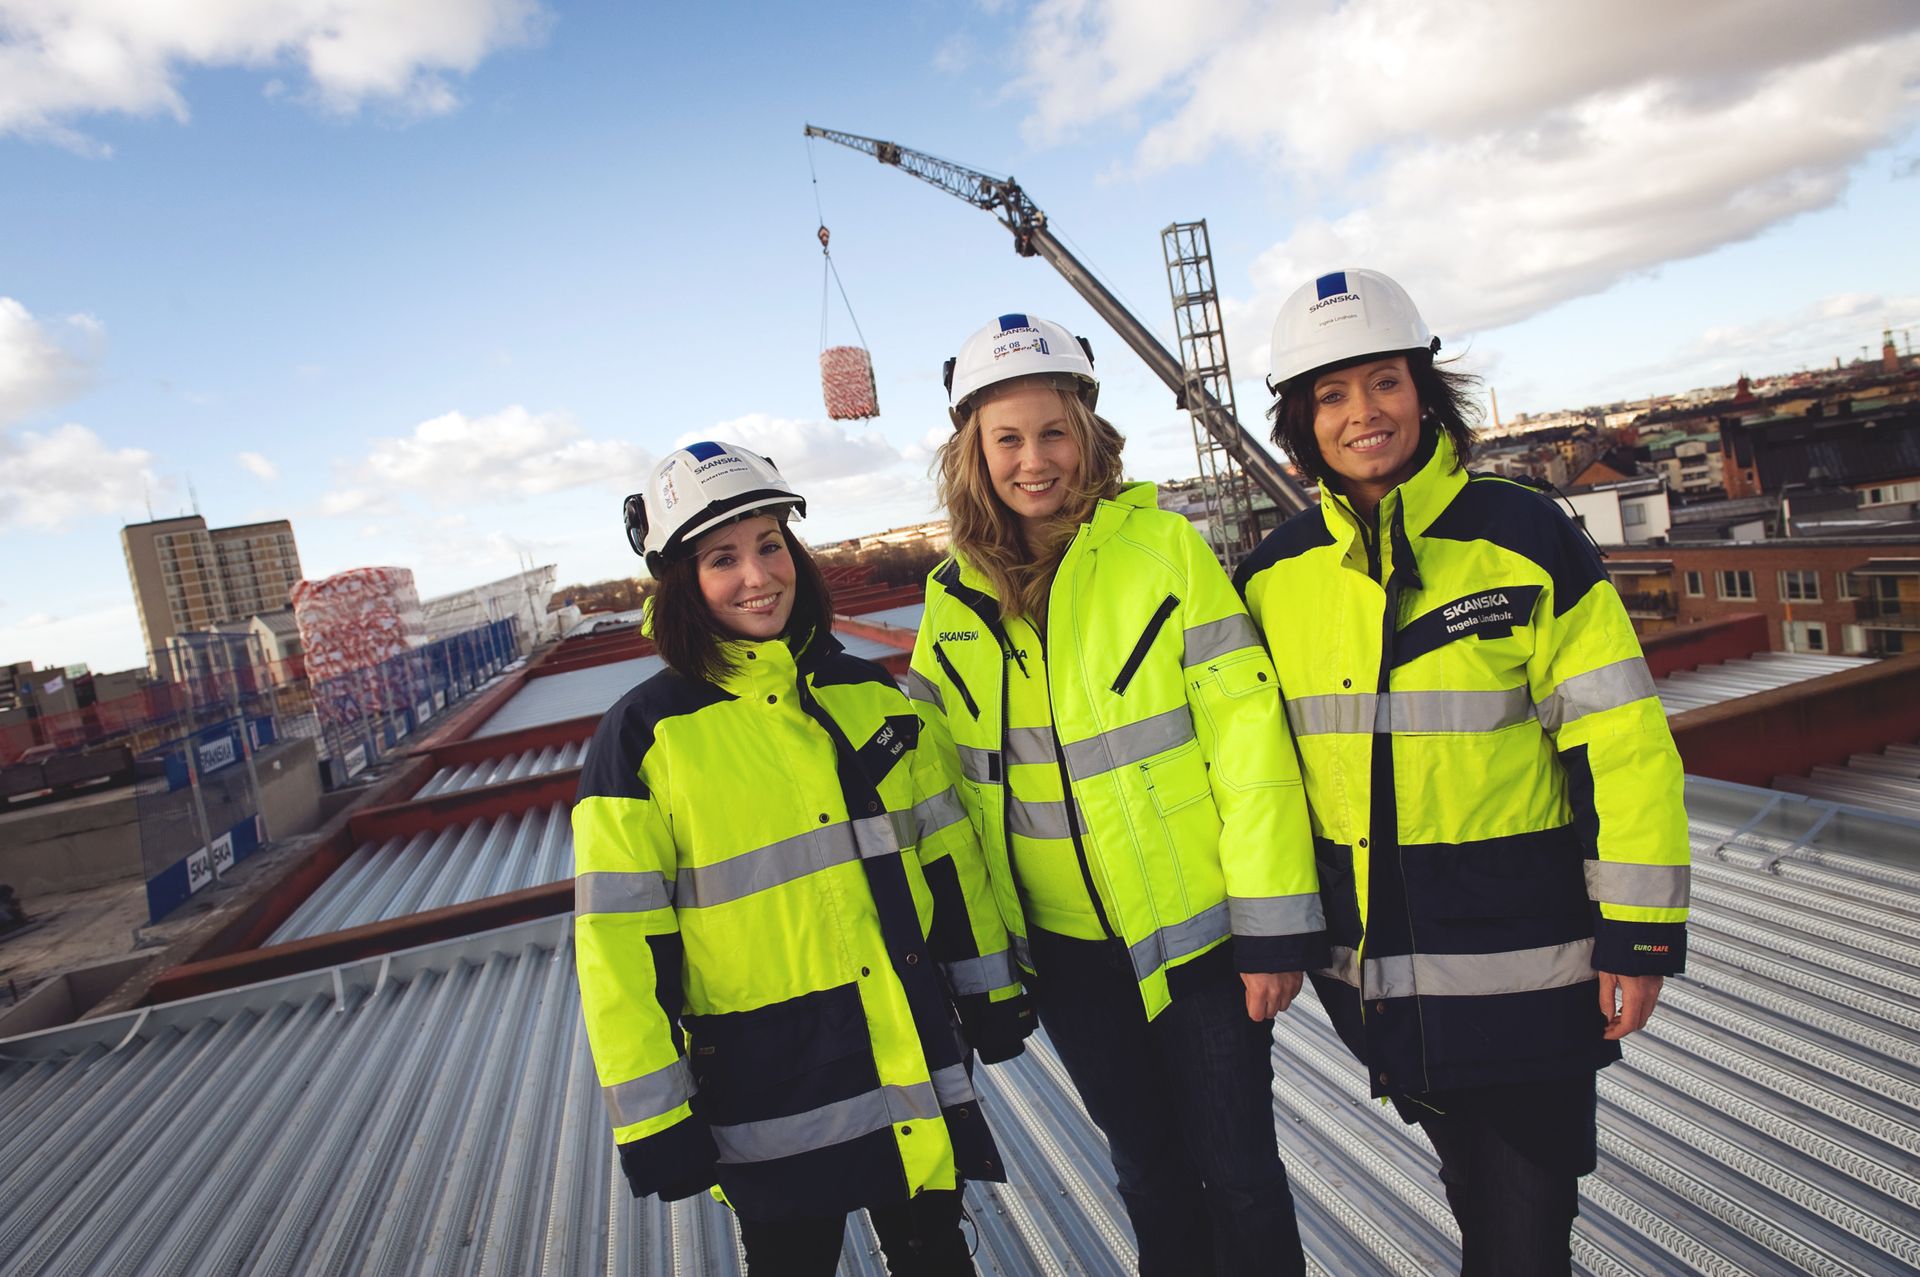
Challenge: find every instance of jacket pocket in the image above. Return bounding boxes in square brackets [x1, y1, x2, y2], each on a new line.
[1111, 594, 1179, 695]
[1210, 650, 1275, 698]
[932, 642, 981, 720]
[1312, 836, 1363, 949]
[683, 983, 880, 1128]
[1404, 828, 1587, 921]
[1142, 740, 1211, 816]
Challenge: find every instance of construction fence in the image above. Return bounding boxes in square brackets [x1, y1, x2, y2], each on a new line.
[128, 618, 523, 923]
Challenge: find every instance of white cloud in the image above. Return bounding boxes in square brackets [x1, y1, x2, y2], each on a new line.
[0, 0, 547, 149]
[348, 404, 652, 505]
[0, 602, 144, 674]
[0, 297, 101, 426]
[1607, 291, 1920, 392]
[237, 450, 279, 481]
[0, 423, 158, 529]
[1006, 1, 1920, 337]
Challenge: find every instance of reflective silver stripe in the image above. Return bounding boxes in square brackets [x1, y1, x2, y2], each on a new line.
[1061, 706, 1195, 780]
[678, 816, 904, 909]
[712, 1080, 944, 1164]
[1127, 901, 1230, 980]
[1324, 940, 1597, 998]
[1586, 860, 1690, 909]
[575, 869, 673, 915]
[914, 787, 969, 841]
[604, 1057, 695, 1128]
[904, 669, 944, 712]
[1183, 614, 1261, 665]
[1287, 693, 1377, 737]
[1010, 932, 1034, 971]
[956, 744, 999, 784]
[1320, 946, 1362, 987]
[940, 948, 1020, 996]
[1008, 797, 1084, 840]
[1536, 657, 1658, 734]
[930, 1063, 978, 1107]
[1227, 892, 1326, 937]
[1389, 687, 1534, 733]
[1005, 726, 1057, 767]
[1288, 688, 1536, 736]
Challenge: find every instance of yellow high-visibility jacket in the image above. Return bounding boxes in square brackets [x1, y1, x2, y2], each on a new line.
[1235, 433, 1690, 1098]
[572, 631, 1030, 1222]
[909, 482, 1325, 1020]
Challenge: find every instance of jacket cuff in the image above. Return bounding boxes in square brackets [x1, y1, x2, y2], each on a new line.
[616, 1116, 720, 1201]
[956, 990, 1037, 1064]
[1592, 920, 1687, 976]
[1232, 931, 1329, 975]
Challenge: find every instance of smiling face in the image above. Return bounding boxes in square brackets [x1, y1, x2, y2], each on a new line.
[693, 513, 795, 640]
[1311, 354, 1424, 512]
[976, 380, 1085, 538]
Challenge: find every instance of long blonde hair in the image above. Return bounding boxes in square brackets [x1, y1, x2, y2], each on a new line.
[935, 376, 1126, 621]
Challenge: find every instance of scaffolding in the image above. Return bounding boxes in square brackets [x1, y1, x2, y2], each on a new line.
[1162, 220, 1265, 569]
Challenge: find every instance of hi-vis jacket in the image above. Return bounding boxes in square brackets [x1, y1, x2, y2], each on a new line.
[909, 483, 1325, 1020]
[1235, 433, 1690, 1098]
[572, 631, 1031, 1223]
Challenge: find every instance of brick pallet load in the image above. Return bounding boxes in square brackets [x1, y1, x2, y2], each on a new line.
[289, 567, 427, 689]
[821, 345, 880, 420]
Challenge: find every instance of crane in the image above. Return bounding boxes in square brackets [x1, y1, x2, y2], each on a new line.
[803, 126, 1312, 529]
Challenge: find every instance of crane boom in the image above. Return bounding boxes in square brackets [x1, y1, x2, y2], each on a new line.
[804, 124, 1311, 517]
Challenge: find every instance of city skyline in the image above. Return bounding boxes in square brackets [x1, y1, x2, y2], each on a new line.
[3, 1, 1917, 673]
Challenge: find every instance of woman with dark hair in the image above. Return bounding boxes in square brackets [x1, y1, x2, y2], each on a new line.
[572, 441, 1033, 1276]
[908, 314, 1324, 1276]
[1236, 270, 1692, 1276]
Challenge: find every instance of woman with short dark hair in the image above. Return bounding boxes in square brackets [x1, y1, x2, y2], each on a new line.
[573, 441, 1033, 1276]
[1238, 269, 1692, 1276]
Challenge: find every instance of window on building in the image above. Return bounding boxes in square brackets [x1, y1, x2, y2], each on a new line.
[1783, 621, 1827, 653]
[1779, 570, 1820, 602]
[1716, 569, 1755, 600]
[1684, 570, 1704, 597]
[1837, 572, 1860, 600]
[1623, 504, 1647, 527]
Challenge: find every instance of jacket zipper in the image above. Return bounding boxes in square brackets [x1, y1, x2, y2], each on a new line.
[1109, 593, 1179, 695]
[932, 642, 980, 720]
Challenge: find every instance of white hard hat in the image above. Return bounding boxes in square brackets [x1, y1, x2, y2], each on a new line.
[1268, 269, 1439, 389]
[945, 312, 1098, 424]
[623, 441, 806, 575]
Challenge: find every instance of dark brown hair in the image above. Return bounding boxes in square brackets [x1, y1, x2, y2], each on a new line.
[650, 517, 832, 686]
[1268, 347, 1481, 488]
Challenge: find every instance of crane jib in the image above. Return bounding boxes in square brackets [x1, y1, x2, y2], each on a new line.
[802, 123, 1310, 520]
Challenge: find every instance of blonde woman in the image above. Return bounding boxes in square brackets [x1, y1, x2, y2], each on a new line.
[907, 314, 1324, 1276]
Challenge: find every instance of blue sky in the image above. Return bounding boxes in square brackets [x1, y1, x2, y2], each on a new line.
[3, 0, 1917, 674]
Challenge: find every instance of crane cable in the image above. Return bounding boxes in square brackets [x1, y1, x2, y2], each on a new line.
[807, 133, 871, 355]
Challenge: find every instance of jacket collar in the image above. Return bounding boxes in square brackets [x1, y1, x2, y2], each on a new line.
[945, 481, 1160, 598]
[1320, 429, 1467, 544]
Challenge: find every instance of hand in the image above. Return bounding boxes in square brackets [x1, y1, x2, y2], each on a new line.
[1599, 972, 1664, 1040]
[1241, 971, 1304, 1021]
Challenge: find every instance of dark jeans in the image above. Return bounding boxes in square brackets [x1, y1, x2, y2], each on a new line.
[1413, 1074, 1595, 1277]
[735, 1189, 975, 1277]
[1027, 927, 1306, 1277]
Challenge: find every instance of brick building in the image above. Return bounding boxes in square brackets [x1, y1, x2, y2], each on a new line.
[1606, 540, 1920, 656]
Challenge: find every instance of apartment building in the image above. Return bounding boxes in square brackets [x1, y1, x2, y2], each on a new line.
[122, 516, 303, 671]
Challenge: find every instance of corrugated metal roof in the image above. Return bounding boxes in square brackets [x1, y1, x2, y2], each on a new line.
[1654, 652, 1872, 714]
[414, 739, 592, 799]
[472, 656, 663, 738]
[265, 802, 574, 944]
[6, 780, 1918, 1275]
[857, 603, 924, 632]
[1774, 741, 1920, 821]
[834, 630, 913, 664]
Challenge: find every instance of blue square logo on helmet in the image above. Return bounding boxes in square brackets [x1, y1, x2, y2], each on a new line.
[1315, 272, 1348, 301]
[997, 313, 1031, 332]
[683, 441, 726, 461]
